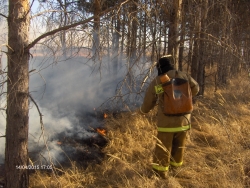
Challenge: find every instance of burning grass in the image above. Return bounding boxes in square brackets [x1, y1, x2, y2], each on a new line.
[30, 76, 250, 188]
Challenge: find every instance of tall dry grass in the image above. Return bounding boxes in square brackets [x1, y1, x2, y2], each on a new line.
[30, 75, 250, 188]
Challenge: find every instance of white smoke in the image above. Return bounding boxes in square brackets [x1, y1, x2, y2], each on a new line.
[27, 56, 126, 165]
[0, 55, 127, 164]
[0, 53, 152, 164]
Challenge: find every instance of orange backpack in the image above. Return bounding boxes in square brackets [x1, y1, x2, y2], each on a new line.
[160, 71, 193, 116]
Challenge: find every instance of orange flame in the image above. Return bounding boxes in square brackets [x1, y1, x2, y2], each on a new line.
[97, 128, 106, 136]
[57, 141, 62, 145]
[104, 113, 108, 119]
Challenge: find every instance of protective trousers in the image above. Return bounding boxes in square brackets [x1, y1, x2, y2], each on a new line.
[152, 131, 187, 171]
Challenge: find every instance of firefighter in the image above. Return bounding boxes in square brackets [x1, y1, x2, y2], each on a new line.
[139, 55, 199, 179]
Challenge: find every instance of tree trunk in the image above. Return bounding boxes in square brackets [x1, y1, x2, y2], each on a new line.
[143, 7, 147, 60]
[5, 0, 30, 187]
[62, 0, 68, 58]
[163, 19, 167, 55]
[178, 2, 186, 71]
[119, 6, 125, 65]
[196, 0, 208, 95]
[127, 0, 138, 62]
[112, 15, 121, 77]
[217, 0, 230, 86]
[168, 0, 182, 69]
[190, 0, 208, 95]
[127, 1, 138, 84]
[92, 0, 101, 60]
[150, 4, 157, 62]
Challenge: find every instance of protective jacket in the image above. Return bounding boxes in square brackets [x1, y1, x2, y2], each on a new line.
[140, 69, 199, 173]
[140, 70, 199, 129]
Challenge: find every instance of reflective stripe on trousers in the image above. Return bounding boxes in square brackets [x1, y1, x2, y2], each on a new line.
[152, 164, 169, 171]
[152, 161, 183, 171]
[157, 124, 190, 132]
[170, 161, 183, 167]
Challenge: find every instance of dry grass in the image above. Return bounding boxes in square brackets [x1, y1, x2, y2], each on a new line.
[30, 75, 250, 188]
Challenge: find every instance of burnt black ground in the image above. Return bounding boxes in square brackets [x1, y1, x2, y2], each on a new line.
[29, 129, 108, 168]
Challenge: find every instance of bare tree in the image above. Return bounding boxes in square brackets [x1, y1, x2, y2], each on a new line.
[5, 0, 30, 187]
[3, 1, 132, 187]
[112, 14, 121, 76]
[92, 0, 101, 60]
[167, 0, 182, 68]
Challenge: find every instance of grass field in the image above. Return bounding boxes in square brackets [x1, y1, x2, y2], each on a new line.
[29, 75, 250, 188]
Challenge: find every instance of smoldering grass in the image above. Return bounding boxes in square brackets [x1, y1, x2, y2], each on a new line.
[29, 74, 250, 188]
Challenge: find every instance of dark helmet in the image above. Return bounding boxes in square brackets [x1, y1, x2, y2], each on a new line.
[156, 55, 174, 75]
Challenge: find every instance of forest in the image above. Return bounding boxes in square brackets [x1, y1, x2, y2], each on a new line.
[0, 0, 250, 187]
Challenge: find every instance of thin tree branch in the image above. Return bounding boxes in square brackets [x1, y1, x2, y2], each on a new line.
[23, 0, 35, 19]
[29, 94, 44, 130]
[0, 13, 7, 19]
[31, 10, 63, 19]
[29, 93, 59, 178]
[25, 0, 132, 50]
